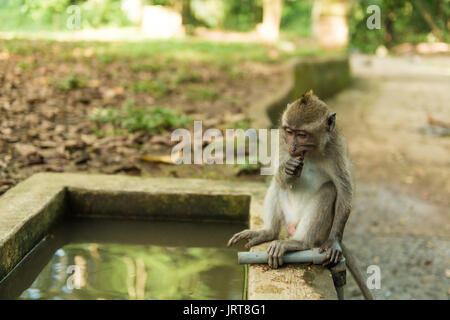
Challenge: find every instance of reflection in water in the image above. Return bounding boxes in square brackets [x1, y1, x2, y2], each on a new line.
[19, 242, 244, 300]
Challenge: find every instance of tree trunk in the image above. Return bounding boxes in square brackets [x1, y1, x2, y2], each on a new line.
[312, 0, 349, 50]
[416, 0, 443, 42]
[257, 0, 283, 42]
[121, 0, 143, 24]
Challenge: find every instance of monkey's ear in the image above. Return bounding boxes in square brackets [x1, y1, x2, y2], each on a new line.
[327, 113, 336, 131]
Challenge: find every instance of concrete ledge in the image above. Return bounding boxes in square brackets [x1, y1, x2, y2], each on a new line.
[0, 172, 336, 299]
[248, 55, 350, 128]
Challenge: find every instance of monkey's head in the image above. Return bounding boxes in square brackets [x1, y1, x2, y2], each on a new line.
[281, 90, 336, 157]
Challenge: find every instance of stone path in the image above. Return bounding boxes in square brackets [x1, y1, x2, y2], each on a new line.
[329, 54, 450, 299]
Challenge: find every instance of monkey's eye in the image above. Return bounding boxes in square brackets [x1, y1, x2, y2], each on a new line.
[284, 128, 293, 135]
[296, 132, 307, 138]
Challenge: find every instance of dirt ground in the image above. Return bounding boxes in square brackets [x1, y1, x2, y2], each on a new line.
[0, 40, 285, 193]
[330, 54, 450, 299]
[1, 40, 448, 299]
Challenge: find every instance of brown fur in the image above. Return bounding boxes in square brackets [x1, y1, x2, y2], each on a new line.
[284, 90, 329, 128]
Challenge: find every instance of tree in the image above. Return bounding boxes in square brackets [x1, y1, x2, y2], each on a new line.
[257, 0, 284, 42]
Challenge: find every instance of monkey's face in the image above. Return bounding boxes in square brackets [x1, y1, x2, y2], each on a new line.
[283, 126, 316, 158]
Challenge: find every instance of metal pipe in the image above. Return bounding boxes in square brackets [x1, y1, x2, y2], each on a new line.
[238, 248, 329, 265]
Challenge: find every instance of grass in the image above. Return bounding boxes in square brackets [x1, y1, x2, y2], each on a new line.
[0, 37, 324, 65]
[185, 86, 218, 101]
[174, 69, 202, 84]
[16, 61, 36, 70]
[89, 100, 192, 134]
[130, 62, 163, 73]
[127, 80, 171, 98]
[55, 74, 87, 91]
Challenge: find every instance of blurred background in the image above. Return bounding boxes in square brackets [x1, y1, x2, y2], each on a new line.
[0, 0, 449, 300]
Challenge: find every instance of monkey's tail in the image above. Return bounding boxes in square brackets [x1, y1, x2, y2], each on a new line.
[341, 242, 375, 300]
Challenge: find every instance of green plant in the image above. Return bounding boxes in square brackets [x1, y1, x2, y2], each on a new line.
[16, 61, 36, 70]
[174, 69, 202, 84]
[186, 86, 218, 101]
[89, 100, 192, 134]
[349, 0, 450, 53]
[128, 80, 171, 98]
[227, 119, 252, 130]
[55, 74, 86, 90]
[130, 62, 163, 73]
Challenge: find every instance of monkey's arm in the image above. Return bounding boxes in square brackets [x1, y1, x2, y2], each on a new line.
[328, 162, 353, 242]
[227, 181, 281, 248]
[319, 155, 353, 263]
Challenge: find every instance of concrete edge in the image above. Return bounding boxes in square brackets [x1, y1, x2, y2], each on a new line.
[0, 173, 265, 279]
[248, 55, 350, 129]
[0, 171, 336, 300]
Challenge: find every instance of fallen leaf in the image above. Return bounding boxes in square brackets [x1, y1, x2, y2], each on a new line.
[141, 154, 179, 165]
[15, 143, 37, 157]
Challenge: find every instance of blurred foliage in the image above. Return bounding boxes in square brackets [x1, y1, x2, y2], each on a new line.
[0, 0, 312, 34]
[0, 0, 130, 31]
[349, 0, 450, 53]
[79, 0, 130, 28]
[2, 0, 449, 52]
[89, 100, 192, 134]
[55, 74, 87, 90]
[281, 0, 314, 37]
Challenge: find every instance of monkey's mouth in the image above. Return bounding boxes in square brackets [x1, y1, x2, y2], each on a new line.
[289, 148, 312, 158]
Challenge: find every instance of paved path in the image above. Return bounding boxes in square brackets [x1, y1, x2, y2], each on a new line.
[329, 54, 450, 299]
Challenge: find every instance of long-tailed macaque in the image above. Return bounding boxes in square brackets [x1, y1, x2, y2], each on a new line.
[228, 90, 373, 299]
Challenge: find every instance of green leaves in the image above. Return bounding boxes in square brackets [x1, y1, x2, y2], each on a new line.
[89, 100, 192, 134]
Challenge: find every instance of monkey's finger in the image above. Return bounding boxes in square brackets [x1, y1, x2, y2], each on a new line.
[285, 167, 295, 174]
[267, 244, 275, 257]
[322, 251, 332, 266]
[286, 163, 296, 170]
[227, 235, 241, 247]
[277, 249, 284, 267]
[245, 236, 262, 248]
[267, 244, 276, 268]
[333, 250, 341, 264]
[268, 252, 274, 268]
[273, 244, 283, 268]
[272, 244, 279, 260]
[322, 258, 331, 266]
[329, 250, 337, 264]
[271, 251, 278, 269]
[285, 167, 295, 173]
[227, 231, 250, 247]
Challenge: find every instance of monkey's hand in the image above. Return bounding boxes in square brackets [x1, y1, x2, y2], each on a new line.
[267, 240, 288, 269]
[284, 157, 304, 177]
[227, 229, 274, 249]
[319, 239, 342, 267]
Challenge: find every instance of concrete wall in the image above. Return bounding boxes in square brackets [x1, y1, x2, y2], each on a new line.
[0, 173, 337, 299]
[246, 55, 350, 129]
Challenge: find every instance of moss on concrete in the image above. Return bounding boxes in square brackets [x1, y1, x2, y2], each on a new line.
[266, 56, 350, 126]
[67, 188, 250, 223]
[0, 188, 66, 280]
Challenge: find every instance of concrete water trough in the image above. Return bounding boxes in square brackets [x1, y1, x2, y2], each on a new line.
[0, 173, 336, 299]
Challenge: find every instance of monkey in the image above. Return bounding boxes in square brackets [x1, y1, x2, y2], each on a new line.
[227, 90, 373, 300]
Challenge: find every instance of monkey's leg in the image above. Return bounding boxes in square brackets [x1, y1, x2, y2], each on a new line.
[228, 181, 283, 249]
[267, 181, 337, 269]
